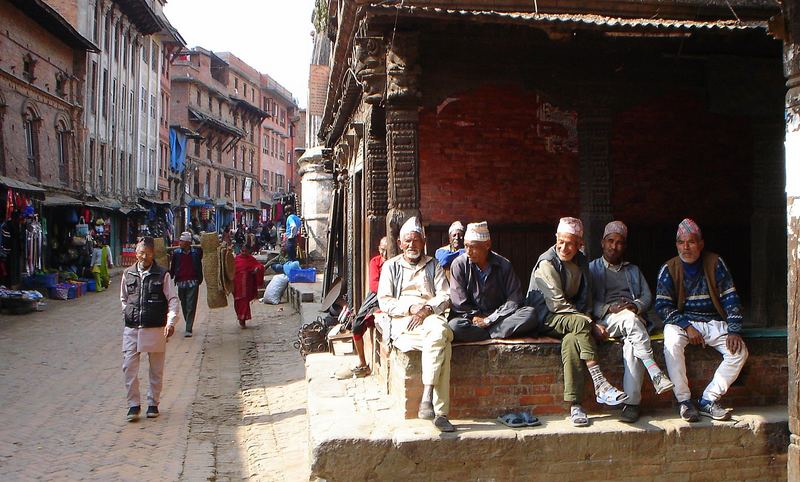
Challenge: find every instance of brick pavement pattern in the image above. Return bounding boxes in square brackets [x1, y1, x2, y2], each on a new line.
[0, 273, 308, 481]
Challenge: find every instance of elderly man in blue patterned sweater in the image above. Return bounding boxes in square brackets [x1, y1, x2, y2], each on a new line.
[656, 218, 748, 422]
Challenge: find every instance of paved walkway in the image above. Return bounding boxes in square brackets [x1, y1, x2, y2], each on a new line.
[0, 273, 308, 481]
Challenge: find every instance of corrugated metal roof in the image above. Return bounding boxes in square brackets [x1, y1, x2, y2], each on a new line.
[367, 5, 767, 31]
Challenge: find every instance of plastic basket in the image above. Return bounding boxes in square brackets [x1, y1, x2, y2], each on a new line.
[287, 267, 316, 283]
[36, 273, 58, 288]
[67, 284, 77, 299]
[48, 284, 70, 300]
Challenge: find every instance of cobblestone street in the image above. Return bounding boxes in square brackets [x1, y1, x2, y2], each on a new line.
[0, 273, 308, 481]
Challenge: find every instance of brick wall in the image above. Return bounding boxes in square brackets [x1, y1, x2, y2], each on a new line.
[0, 3, 84, 190]
[386, 336, 788, 420]
[419, 84, 580, 225]
[610, 91, 753, 225]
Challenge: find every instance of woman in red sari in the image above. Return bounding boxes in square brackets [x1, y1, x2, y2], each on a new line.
[233, 244, 265, 328]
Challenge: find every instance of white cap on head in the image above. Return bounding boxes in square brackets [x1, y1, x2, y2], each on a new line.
[180, 231, 192, 242]
[556, 217, 583, 238]
[399, 216, 424, 239]
[448, 221, 465, 236]
[464, 221, 491, 243]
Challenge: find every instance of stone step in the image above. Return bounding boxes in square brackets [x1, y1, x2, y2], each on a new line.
[306, 352, 790, 481]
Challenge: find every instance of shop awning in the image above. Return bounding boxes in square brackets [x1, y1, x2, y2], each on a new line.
[187, 196, 213, 207]
[119, 203, 146, 215]
[139, 197, 172, 207]
[0, 176, 45, 193]
[42, 193, 83, 206]
[86, 196, 122, 210]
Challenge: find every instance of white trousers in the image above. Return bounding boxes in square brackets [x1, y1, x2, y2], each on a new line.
[600, 309, 654, 405]
[122, 350, 166, 407]
[394, 314, 453, 416]
[663, 320, 748, 403]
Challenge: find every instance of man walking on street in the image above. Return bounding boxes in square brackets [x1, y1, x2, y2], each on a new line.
[120, 237, 179, 422]
[169, 231, 204, 337]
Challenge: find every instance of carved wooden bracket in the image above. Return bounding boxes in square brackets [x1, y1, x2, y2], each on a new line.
[386, 32, 421, 106]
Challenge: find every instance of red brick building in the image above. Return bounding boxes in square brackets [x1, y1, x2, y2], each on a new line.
[0, 0, 97, 285]
[260, 74, 301, 220]
[319, 0, 785, 320]
[0, 0, 96, 193]
[170, 47, 270, 230]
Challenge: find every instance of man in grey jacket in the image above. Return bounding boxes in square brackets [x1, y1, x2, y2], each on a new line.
[589, 221, 673, 422]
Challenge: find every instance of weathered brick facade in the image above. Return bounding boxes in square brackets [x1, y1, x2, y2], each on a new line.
[0, 1, 91, 193]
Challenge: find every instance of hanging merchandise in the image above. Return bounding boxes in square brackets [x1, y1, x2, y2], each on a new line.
[75, 217, 89, 237]
[5, 189, 14, 220]
[25, 215, 43, 277]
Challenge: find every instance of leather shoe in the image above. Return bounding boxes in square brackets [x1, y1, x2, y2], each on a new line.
[620, 404, 640, 423]
[434, 415, 455, 432]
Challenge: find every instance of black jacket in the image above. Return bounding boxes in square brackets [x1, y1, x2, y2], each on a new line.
[123, 263, 170, 328]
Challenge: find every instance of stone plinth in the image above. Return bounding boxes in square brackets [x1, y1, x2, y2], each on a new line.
[307, 352, 789, 481]
[380, 332, 788, 420]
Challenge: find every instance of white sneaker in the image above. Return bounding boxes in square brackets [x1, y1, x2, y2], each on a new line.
[651, 372, 674, 394]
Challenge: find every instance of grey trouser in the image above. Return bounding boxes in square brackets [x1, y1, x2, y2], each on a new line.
[123, 350, 165, 407]
[178, 284, 200, 332]
[449, 306, 538, 343]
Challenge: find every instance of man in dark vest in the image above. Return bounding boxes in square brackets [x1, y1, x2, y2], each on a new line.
[169, 231, 204, 337]
[527, 217, 628, 427]
[656, 218, 748, 422]
[121, 237, 179, 422]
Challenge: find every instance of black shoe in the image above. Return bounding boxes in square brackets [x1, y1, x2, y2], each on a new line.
[146, 406, 159, 418]
[126, 406, 141, 422]
[433, 415, 455, 433]
[679, 400, 700, 423]
[620, 404, 640, 423]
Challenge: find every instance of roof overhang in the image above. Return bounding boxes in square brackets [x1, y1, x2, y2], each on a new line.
[0, 176, 45, 193]
[9, 0, 99, 52]
[188, 107, 245, 138]
[364, 5, 768, 32]
[42, 193, 83, 206]
[230, 96, 271, 120]
[116, 0, 162, 35]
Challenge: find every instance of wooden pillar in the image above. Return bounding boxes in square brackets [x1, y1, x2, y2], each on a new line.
[782, 3, 800, 476]
[365, 106, 388, 257]
[384, 32, 422, 257]
[577, 108, 613, 258]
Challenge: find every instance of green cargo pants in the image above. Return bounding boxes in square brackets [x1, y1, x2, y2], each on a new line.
[542, 313, 597, 402]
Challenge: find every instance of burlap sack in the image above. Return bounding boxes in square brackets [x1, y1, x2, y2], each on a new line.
[154, 237, 169, 270]
[201, 232, 228, 308]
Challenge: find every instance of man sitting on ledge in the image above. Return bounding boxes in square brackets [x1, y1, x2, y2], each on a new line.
[589, 220, 674, 423]
[377, 217, 455, 432]
[448, 221, 539, 342]
[657, 218, 748, 422]
[435, 220, 465, 280]
[528, 216, 628, 427]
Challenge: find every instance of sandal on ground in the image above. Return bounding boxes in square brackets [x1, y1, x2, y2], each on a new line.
[596, 384, 629, 406]
[496, 412, 526, 428]
[334, 365, 371, 380]
[570, 405, 589, 427]
[519, 411, 541, 427]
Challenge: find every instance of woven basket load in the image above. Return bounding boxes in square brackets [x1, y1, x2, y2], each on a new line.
[154, 237, 169, 270]
[221, 245, 235, 295]
[201, 233, 228, 308]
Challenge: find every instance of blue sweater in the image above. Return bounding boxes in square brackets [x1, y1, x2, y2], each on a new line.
[655, 256, 743, 333]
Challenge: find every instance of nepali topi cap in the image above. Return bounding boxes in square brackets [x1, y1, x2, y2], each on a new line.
[557, 217, 583, 238]
[399, 216, 425, 239]
[603, 221, 628, 240]
[676, 218, 702, 240]
[464, 221, 491, 243]
[448, 221, 465, 235]
[180, 231, 193, 242]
